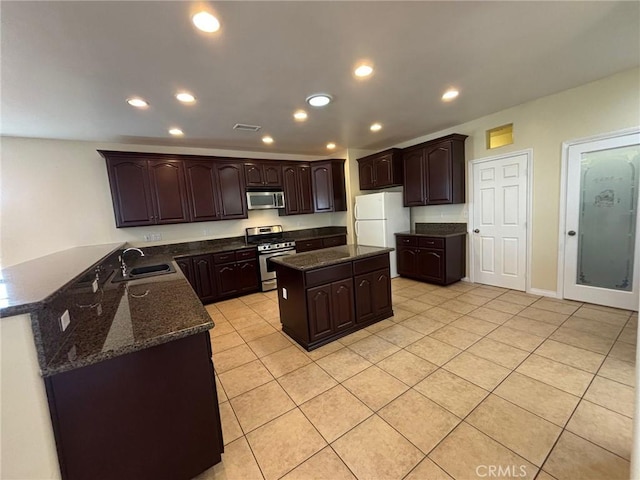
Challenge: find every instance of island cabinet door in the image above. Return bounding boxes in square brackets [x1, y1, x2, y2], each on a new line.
[192, 254, 217, 303]
[354, 273, 375, 324]
[372, 268, 392, 317]
[307, 285, 334, 341]
[331, 279, 355, 332]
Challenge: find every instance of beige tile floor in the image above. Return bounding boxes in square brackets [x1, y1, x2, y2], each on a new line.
[194, 278, 636, 480]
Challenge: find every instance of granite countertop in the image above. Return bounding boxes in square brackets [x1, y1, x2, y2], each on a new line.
[6, 225, 349, 376]
[0, 243, 125, 317]
[395, 222, 468, 238]
[34, 260, 213, 377]
[284, 226, 347, 242]
[270, 244, 393, 271]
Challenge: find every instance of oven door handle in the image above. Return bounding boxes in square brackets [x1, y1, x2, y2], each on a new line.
[265, 252, 294, 272]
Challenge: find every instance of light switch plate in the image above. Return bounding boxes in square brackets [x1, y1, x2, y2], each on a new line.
[282, 288, 288, 300]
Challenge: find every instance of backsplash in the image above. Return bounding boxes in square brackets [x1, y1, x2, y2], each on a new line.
[410, 203, 468, 224]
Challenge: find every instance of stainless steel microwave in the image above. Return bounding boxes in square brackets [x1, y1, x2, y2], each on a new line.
[246, 191, 285, 210]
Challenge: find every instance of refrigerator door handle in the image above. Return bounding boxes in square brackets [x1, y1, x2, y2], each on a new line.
[355, 220, 360, 238]
[354, 203, 360, 220]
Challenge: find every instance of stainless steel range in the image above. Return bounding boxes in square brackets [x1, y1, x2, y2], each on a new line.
[246, 225, 296, 291]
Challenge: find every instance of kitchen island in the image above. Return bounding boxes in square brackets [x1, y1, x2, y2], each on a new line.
[270, 245, 394, 350]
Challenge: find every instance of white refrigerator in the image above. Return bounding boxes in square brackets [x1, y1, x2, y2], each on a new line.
[354, 191, 410, 277]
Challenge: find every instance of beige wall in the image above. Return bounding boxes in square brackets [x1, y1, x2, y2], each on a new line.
[393, 67, 640, 292]
[0, 139, 347, 267]
[1, 314, 61, 479]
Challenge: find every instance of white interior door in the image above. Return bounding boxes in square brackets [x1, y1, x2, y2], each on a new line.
[563, 131, 640, 310]
[472, 153, 528, 290]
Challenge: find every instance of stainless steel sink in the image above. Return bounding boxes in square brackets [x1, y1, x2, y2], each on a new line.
[111, 263, 176, 282]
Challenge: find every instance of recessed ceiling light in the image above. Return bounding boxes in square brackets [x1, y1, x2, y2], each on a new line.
[192, 11, 220, 33]
[176, 92, 196, 104]
[306, 94, 332, 108]
[126, 97, 148, 108]
[327, 142, 336, 150]
[354, 64, 374, 78]
[370, 123, 382, 132]
[169, 128, 184, 136]
[442, 88, 459, 101]
[262, 136, 274, 144]
[293, 110, 308, 121]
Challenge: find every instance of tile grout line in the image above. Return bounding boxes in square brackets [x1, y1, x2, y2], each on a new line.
[206, 281, 635, 480]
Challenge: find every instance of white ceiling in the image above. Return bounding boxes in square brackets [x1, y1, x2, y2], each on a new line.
[2, 1, 639, 155]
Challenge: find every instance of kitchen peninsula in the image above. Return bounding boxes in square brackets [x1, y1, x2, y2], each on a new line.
[270, 245, 393, 350]
[1, 244, 222, 480]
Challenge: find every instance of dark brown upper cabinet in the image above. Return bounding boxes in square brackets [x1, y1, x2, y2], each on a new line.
[215, 162, 248, 219]
[311, 160, 348, 214]
[243, 162, 282, 188]
[184, 160, 248, 222]
[281, 163, 314, 215]
[103, 152, 189, 227]
[311, 162, 334, 213]
[184, 160, 221, 222]
[402, 134, 467, 207]
[357, 148, 403, 190]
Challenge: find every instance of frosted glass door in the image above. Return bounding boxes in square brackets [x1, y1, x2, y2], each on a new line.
[564, 131, 640, 309]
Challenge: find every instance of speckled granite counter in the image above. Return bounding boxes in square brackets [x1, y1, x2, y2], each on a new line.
[37, 267, 213, 376]
[284, 226, 347, 242]
[396, 222, 467, 238]
[270, 244, 393, 271]
[0, 243, 125, 317]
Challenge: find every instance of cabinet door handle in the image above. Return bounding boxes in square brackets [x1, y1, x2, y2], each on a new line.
[428, 252, 441, 258]
[426, 241, 435, 245]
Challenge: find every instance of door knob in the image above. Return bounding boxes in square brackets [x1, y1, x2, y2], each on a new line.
[474, 229, 480, 233]
[568, 230, 576, 236]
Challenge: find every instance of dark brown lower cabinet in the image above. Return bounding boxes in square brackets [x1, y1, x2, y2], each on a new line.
[396, 234, 466, 285]
[355, 268, 392, 324]
[45, 332, 223, 480]
[274, 253, 392, 350]
[307, 279, 355, 343]
[176, 249, 259, 303]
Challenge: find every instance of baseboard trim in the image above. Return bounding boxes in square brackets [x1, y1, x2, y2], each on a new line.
[528, 288, 559, 298]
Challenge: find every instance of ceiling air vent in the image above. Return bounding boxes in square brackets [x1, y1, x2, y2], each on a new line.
[233, 123, 262, 132]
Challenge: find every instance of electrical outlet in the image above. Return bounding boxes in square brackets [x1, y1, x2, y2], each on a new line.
[203, 228, 213, 236]
[92, 278, 98, 293]
[60, 309, 71, 331]
[282, 287, 288, 300]
[152, 233, 162, 241]
[143, 234, 152, 241]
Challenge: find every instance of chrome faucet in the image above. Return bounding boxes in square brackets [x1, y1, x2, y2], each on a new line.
[119, 247, 145, 277]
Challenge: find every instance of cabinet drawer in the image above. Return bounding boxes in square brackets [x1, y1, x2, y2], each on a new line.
[418, 237, 444, 249]
[235, 249, 257, 260]
[396, 236, 418, 247]
[322, 235, 346, 248]
[213, 252, 235, 264]
[353, 254, 390, 275]
[305, 263, 353, 288]
[296, 238, 324, 253]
